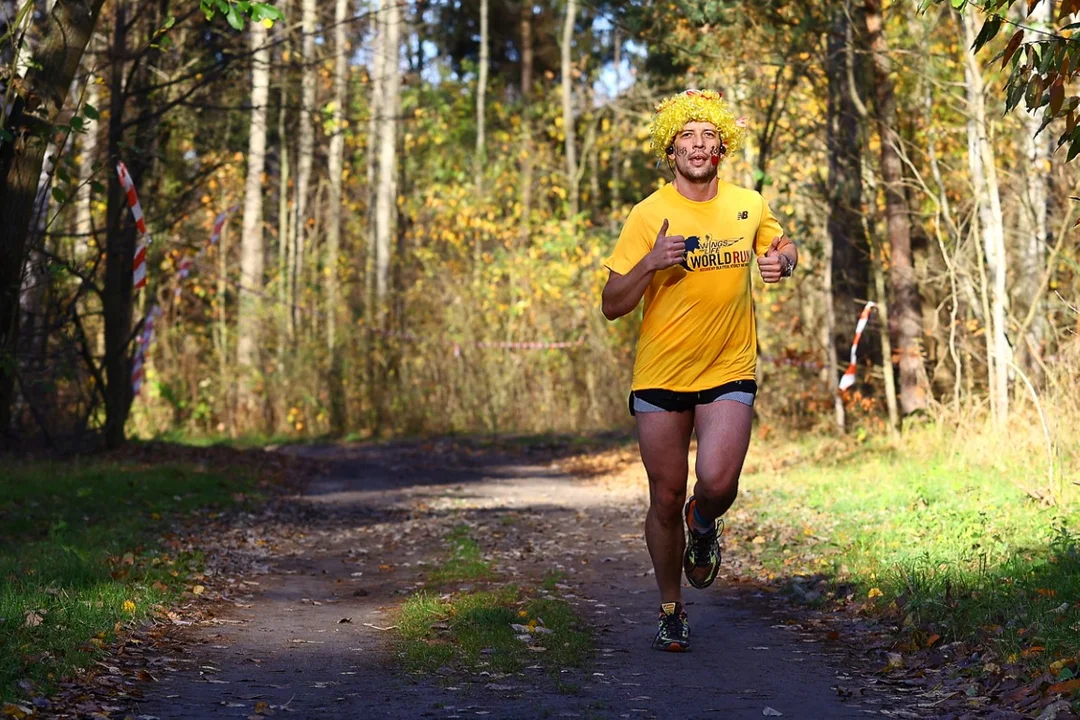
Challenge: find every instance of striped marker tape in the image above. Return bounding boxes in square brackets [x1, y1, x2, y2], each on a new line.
[117, 162, 152, 289]
[174, 205, 239, 300]
[131, 304, 162, 395]
[839, 301, 876, 391]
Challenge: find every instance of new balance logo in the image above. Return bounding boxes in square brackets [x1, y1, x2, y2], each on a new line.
[737, 211, 749, 220]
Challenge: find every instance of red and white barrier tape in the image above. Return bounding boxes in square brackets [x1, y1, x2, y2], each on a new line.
[453, 337, 586, 357]
[839, 301, 876, 390]
[173, 204, 239, 299]
[116, 162, 152, 290]
[131, 304, 162, 395]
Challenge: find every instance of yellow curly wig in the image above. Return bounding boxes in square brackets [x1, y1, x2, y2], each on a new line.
[649, 89, 744, 161]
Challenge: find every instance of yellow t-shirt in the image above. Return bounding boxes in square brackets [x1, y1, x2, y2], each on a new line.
[603, 182, 785, 392]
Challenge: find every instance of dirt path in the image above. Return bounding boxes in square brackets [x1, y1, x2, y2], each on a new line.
[131, 442, 914, 719]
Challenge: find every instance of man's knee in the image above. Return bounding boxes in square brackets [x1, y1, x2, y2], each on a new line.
[696, 466, 739, 501]
[649, 483, 686, 525]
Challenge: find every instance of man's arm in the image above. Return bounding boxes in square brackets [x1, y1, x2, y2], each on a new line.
[602, 263, 656, 321]
[757, 235, 798, 284]
[602, 218, 685, 320]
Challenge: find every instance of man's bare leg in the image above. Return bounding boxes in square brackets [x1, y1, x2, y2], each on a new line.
[691, 400, 754, 525]
[637, 409, 695, 604]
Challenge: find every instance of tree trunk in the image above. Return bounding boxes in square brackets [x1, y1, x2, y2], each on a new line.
[864, 0, 929, 418]
[363, 0, 384, 427]
[75, 43, 100, 259]
[374, 0, 400, 321]
[327, 0, 348, 353]
[473, 0, 488, 271]
[275, 0, 292, 376]
[560, 0, 577, 217]
[609, 27, 621, 231]
[101, 2, 136, 449]
[475, 0, 488, 194]
[0, 0, 107, 438]
[518, 2, 533, 244]
[962, 10, 1010, 427]
[1017, 0, 1051, 373]
[828, 1, 870, 360]
[292, 0, 317, 337]
[327, 0, 349, 434]
[236, 20, 270, 415]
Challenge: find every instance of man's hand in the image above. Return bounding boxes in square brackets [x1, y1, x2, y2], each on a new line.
[757, 236, 791, 284]
[645, 219, 686, 271]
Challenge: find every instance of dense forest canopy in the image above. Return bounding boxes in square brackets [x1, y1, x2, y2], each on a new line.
[0, 0, 1075, 453]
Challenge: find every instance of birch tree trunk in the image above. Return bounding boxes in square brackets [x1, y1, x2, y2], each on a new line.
[326, 0, 349, 434]
[962, 10, 1010, 427]
[237, 21, 270, 392]
[864, 0, 930, 418]
[473, 0, 488, 272]
[518, 2, 534, 244]
[1017, 0, 1051, 370]
[277, 0, 292, 356]
[561, 0, 577, 217]
[291, 0, 317, 337]
[327, 0, 348, 353]
[374, 0, 400, 322]
[75, 44, 99, 259]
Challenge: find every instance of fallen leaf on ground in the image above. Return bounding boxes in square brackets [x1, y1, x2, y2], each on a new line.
[2, 703, 32, 719]
[763, 708, 783, 717]
[1048, 678, 1080, 694]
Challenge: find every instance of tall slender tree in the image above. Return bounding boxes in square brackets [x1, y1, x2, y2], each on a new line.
[962, 9, 1010, 426]
[0, 0, 108, 438]
[864, 0, 930, 417]
[291, 0, 317, 336]
[237, 19, 271, 419]
[374, 0, 400, 319]
[561, 0, 577, 217]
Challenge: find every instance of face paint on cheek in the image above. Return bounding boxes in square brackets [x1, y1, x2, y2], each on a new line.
[711, 148, 720, 166]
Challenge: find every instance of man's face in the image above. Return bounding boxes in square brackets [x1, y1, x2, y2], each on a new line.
[667, 121, 722, 183]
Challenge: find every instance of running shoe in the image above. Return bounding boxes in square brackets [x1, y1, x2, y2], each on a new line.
[652, 601, 690, 652]
[683, 495, 722, 589]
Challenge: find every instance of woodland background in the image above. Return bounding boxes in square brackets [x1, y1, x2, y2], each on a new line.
[1, 0, 1077, 474]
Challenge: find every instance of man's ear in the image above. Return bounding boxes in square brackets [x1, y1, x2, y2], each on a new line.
[666, 145, 674, 156]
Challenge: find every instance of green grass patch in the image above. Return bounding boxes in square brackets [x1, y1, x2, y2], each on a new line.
[734, 427, 1080, 673]
[401, 526, 590, 681]
[0, 461, 256, 703]
[427, 525, 495, 585]
[398, 586, 591, 676]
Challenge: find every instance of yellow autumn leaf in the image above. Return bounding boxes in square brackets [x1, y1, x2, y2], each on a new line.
[123, 600, 136, 613]
[868, 587, 884, 599]
[192, 585, 205, 595]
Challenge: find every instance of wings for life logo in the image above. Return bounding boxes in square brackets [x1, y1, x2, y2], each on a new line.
[681, 234, 752, 272]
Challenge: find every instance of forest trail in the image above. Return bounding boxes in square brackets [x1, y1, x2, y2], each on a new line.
[130, 441, 914, 719]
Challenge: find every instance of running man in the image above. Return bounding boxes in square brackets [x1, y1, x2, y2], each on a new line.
[601, 89, 798, 652]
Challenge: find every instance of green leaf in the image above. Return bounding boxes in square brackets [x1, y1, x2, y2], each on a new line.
[91, 181, 106, 194]
[952, 0, 967, 8]
[251, 3, 284, 22]
[1067, 133, 1080, 162]
[0, 128, 13, 143]
[51, 187, 67, 204]
[225, 4, 244, 30]
[971, 15, 1003, 55]
[83, 103, 99, 120]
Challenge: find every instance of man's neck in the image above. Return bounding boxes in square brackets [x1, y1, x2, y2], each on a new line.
[673, 175, 719, 202]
